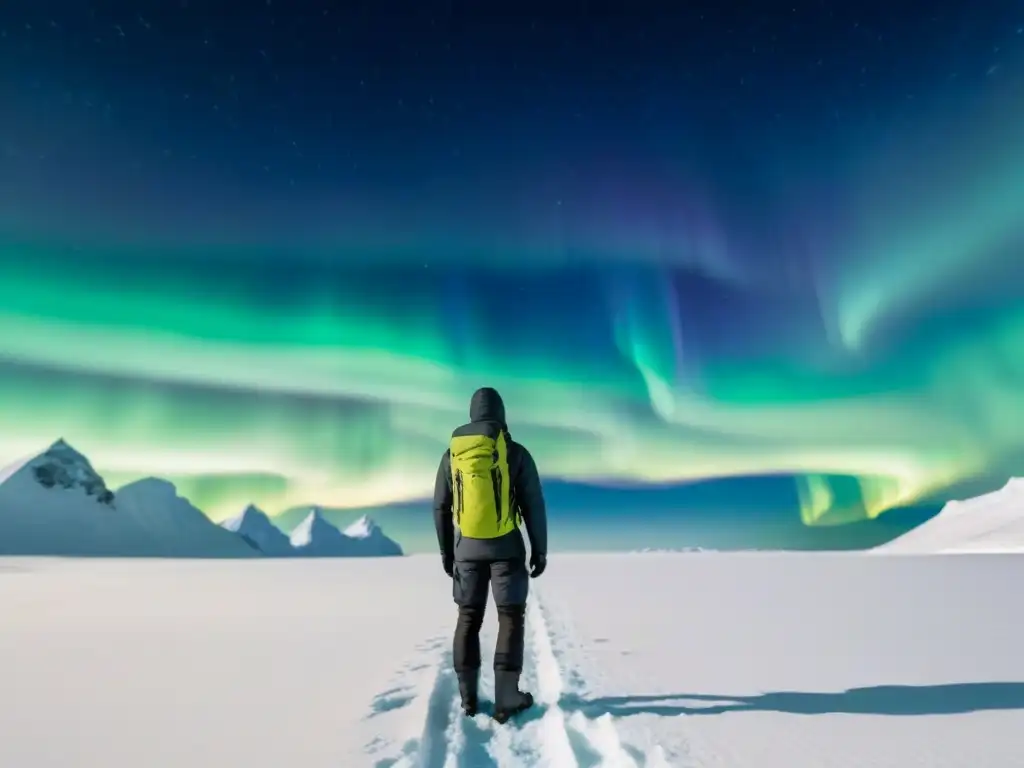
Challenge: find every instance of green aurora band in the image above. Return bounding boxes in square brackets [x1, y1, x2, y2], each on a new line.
[0, 64, 1020, 527]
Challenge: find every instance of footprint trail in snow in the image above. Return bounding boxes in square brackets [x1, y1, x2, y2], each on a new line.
[365, 590, 677, 767]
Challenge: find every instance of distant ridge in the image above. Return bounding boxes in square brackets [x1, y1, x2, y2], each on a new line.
[0, 439, 409, 558]
[875, 478, 1024, 554]
[0, 440, 255, 557]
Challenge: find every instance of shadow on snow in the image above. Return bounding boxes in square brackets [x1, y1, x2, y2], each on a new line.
[561, 682, 1024, 717]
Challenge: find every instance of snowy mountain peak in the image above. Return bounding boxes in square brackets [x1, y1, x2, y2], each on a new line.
[6, 438, 116, 505]
[114, 479, 258, 558]
[343, 514, 403, 556]
[221, 503, 292, 556]
[344, 515, 380, 539]
[221, 504, 268, 532]
[289, 508, 339, 548]
[44, 438, 91, 467]
[240, 503, 269, 523]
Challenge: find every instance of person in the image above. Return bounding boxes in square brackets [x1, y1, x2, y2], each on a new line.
[433, 386, 548, 723]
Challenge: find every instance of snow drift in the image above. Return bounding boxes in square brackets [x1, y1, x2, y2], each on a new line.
[875, 477, 1024, 553]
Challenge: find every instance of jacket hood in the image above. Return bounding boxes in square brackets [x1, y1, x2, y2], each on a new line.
[469, 387, 506, 427]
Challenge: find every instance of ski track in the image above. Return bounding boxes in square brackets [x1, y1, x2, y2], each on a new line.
[366, 590, 679, 767]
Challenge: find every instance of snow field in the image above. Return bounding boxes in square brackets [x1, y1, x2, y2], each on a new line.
[3, 552, 1024, 767]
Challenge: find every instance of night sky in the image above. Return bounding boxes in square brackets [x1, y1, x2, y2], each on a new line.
[0, 1, 1021, 550]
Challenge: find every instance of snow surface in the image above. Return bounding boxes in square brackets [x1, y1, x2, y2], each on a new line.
[220, 504, 294, 556]
[2, 551, 1021, 767]
[876, 477, 1024, 554]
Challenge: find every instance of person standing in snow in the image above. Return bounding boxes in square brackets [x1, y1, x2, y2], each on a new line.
[433, 386, 549, 723]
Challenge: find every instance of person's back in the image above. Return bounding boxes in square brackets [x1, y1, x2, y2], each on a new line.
[433, 387, 548, 722]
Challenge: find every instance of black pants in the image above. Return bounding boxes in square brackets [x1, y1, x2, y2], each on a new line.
[452, 558, 529, 673]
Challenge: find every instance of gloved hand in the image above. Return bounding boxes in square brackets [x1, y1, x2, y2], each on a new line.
[529, 552, 547, 578]
[442, 552, 454, 578]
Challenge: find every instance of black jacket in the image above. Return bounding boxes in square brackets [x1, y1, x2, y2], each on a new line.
[433, 387, 548, 562]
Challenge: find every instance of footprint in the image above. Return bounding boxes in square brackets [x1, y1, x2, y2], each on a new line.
[367, 686, 416, 718]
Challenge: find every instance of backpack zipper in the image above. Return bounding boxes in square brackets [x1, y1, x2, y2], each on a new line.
[491, 467, 502, 528]
[455, 469, 464, 524]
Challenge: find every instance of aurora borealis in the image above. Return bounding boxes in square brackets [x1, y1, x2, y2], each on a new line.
[0, 3, 1021, 547]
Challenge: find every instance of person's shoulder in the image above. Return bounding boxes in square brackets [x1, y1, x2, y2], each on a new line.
[507, 437, 535, 465]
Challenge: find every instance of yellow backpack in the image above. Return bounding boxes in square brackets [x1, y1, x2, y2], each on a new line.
[449, 422, 516, 539]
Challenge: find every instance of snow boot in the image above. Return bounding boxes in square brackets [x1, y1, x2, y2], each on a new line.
[492, 670, 534, 724]
[457, 668, 479, 717]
